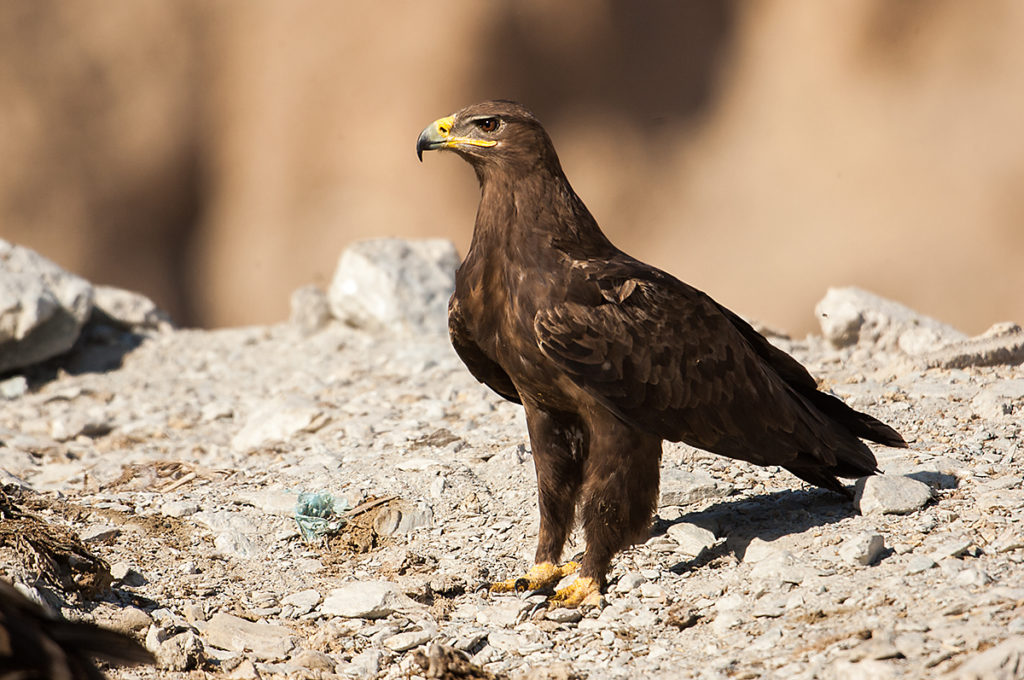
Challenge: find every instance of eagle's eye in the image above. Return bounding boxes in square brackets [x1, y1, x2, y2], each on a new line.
[476, 118, 499, 133]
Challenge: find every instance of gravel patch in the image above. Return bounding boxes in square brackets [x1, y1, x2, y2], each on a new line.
[1, 251, 1022, 679]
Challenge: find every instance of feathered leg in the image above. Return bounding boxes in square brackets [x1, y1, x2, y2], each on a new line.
[490, 404, 584, 594]
[552, 416, 662, 607]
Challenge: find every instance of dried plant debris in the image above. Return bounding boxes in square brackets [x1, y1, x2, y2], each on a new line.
[103, 461, 228, 493]
[0, 486, 111, 599]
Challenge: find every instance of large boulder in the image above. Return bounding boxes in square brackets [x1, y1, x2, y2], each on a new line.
[814, 287, 966, 353]
[328, 238, 460, 336]
[0, 240, 93, 372]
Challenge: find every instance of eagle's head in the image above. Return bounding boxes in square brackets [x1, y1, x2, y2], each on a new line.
[416, 100, 558, 176]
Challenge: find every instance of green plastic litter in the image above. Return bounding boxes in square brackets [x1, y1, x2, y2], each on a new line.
[294, 491, 350, 543]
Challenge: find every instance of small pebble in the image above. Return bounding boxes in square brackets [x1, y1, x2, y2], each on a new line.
[839, 534, 885, 566]
[384, 628, 433, 652]
[80, 523, 120, 543]
[614, 572, 647, 593]
[546, 608, 583, 624]
[906, 555, 937, 574]
[292, 649, 336, 672]
[0, 376, 28, 400]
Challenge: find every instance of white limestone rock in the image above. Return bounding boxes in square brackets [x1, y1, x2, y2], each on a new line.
[321, 581, 423, 619]
[815, 286, 965, 351]
[0, 239, 94, 371]
[665, 522, 718, 558]
[204, 612, 297, 660]
[231, 399, 329, 452]
[839, 533, 885, 566]
[328, 238, 459, 335]
[289, 284, 331, 335]
[659, 468, 732, 506]
[92, 285, 172, 331]
[854, 475, 934, 515]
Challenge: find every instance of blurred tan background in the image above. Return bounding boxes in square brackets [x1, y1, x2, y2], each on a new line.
[1, 1, 1022, 335]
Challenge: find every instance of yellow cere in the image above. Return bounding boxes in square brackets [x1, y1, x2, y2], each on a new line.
[434, 115, 455, 136]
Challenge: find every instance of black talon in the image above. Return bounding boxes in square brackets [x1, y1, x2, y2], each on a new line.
[523, 587, 556, 599]
[513, 577, 531, 593]
[525, 601, 548, 620]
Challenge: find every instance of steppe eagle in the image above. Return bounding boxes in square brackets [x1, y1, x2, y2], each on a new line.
[416, 100, 906, 606]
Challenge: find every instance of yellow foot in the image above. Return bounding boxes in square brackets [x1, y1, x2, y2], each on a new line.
[550, 576, 603, 608]
[488, 561, 580, 594]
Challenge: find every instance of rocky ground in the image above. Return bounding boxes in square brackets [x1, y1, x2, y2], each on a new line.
[2, 242, 1024, 680]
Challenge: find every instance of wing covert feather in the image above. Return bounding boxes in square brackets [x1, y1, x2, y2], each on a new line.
[534, 273, 825, 466]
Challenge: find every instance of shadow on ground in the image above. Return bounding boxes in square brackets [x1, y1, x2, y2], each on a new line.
[17, 322, 146, 390]
[652, 486, 859, 574]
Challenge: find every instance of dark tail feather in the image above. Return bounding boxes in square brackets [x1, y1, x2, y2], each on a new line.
[0, 580, 154, 679]
[51, 619, 156, 666]
[726, 304, 907, 449]
[806, 390, 907, 448]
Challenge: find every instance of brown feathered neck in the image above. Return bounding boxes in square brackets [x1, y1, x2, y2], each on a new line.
[466, 126, 617, 261]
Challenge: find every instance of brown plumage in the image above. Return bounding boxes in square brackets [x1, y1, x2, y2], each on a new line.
[417, 100, 907, 605]
[0, 579, 153, 680]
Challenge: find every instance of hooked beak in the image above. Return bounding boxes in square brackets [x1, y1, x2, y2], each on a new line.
[416, 114, 496, 161]
[416, 115, 453, 161]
